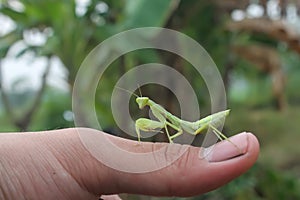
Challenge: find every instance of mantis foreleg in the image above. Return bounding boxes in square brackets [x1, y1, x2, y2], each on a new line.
[135, 118, 183, 143]
[135, 118, 164, 142]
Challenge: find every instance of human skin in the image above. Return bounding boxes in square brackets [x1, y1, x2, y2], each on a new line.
[0, 128, 259, 199]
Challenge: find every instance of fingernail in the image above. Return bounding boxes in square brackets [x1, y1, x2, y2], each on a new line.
[199, 132, 249, 162]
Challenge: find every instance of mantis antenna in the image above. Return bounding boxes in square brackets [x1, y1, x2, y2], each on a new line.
[137, 84, 142, 97]
[115, 86, 139, 98]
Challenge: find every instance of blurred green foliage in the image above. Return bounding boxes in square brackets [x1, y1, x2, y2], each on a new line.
[196, 164, 300, 200]
[0, 0, 300, 199]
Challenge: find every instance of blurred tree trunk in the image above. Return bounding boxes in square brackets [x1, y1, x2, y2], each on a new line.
[223, 53, 235, 92]
[232, 45, 286, 111]
[0, 59, 15, 122]
[224, 14, 300, 111]
[0, 57, 51, 131]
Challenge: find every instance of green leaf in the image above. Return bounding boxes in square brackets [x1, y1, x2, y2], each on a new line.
[0, 31, 22, 57]
[122, 0, 180, 29]
[37, 35, 59, 56]
[0, 7, 27, 24]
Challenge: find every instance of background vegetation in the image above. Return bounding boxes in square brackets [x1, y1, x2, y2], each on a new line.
[1, 0, 300, 199]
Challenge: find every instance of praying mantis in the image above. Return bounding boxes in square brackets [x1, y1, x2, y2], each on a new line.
[135, 96, 230, 144]
[117, 87, 233, 144]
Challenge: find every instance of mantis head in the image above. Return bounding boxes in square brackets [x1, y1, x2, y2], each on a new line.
[136, 97, 149, 109]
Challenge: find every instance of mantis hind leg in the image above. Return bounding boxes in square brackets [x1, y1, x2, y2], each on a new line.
[209, 124, 227, 141]
[209, 125, 242, 153]
[195, 123, 228, 140]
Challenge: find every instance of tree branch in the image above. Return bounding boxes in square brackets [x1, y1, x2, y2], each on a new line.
[227, 18, 300, 54]
[15, 56, 52, 131]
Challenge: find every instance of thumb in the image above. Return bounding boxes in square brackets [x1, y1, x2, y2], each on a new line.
[51, 128, 259, 197]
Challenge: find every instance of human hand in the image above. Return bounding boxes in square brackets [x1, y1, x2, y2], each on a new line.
[0, 128, 259, 199]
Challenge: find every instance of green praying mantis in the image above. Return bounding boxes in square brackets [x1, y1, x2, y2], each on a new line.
[117, 87, 236, 145]
[135, 96, 230, 143]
